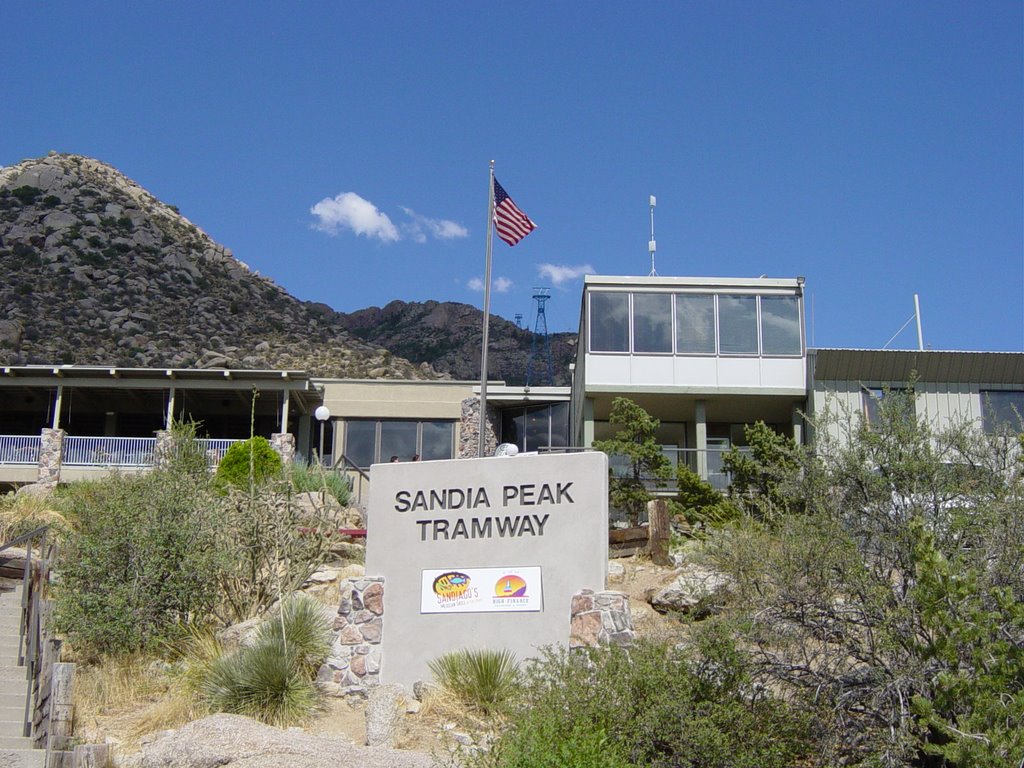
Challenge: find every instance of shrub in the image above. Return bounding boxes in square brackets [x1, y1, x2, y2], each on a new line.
[671, 465, 741, 529]
[473, 638, 813, 768]
[429, 648, 520, 715]
[199, 595, 330, 726]
[286, 460, 351, 506]
[216, 436, 282, 489]
[54, 462, 224, 658]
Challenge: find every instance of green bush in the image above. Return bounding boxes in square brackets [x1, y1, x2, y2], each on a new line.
[216, 436, 282, 489]
[472, 638, 813, 768]
[429, 648, 520, 715]
[199, 595, 331, 725]
[286, 460, 351, 506]
[54, 460, 224, 658]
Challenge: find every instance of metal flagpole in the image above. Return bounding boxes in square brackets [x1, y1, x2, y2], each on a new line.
[478, 160, 496, 458]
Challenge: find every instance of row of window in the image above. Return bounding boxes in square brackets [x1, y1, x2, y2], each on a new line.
[862, 389, 1024, 434]
[344, 419, 454, 466]
[341, 404, 572, 467]
[589, 291, 804, 357]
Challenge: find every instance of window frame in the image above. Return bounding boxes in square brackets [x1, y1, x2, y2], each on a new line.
[342, 418, 455, 467]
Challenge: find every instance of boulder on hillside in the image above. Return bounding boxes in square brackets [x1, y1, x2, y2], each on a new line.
[646, 564, 732, 617]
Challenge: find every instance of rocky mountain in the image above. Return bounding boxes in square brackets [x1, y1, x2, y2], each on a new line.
[331, 300, 578, 386]
[0, 152, 438, 378]
[0, 152, 577, 384]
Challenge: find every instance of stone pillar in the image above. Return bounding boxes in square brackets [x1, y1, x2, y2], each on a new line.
[270, 433, 296, 464]
[457, 397, 500, 459]
[319, 577, 384, 695]
[569, 589, 636, 649]
[153, 429, 175, 469]
[37, 428, 64, 486]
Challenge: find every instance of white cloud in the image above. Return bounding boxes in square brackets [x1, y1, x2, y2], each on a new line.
[537, 263, 596, 286]
[310, 192, 400, 242]
[467, 276, 513, 293]
[401, 207, 469, 241]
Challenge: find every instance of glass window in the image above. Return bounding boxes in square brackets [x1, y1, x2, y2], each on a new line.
[675, 294, 716, 354]
[862, 387, 913, 426]
[380, 421, 418, 462]
[760, 296, 802, 355]
[981, 391, 1024, 433]
[590, 292, 629, 352]
[421, 421, 454, 460]
[632, 293, 672, 353]
[549, 402, 569, 447]
[344, 419, 455, 466]
[344, 421, 376, 467]
[718, 295, 758, 354]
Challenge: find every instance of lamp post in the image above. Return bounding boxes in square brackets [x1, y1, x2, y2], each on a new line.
[314, 405, 331, 466]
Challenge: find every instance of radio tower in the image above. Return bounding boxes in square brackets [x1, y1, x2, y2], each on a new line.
[514, 313, 523, 328]
[525, 288, 554, 387]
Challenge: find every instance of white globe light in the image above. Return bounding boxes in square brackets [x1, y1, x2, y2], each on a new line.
[314, 405, 331, 422]
[494, 443, 519, 457]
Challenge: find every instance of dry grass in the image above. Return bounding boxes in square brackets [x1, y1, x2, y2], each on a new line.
[0, 492, 68, 542]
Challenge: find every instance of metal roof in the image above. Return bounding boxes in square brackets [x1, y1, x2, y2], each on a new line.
[810, 348, 1024, 386]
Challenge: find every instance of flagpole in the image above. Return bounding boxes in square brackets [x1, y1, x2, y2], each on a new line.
[478, 160, 496, 458]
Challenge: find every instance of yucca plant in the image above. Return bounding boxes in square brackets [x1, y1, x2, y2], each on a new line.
[197, 595, 332, 726]
[286, 460, 351, 506]
[429, 648, 520, 715]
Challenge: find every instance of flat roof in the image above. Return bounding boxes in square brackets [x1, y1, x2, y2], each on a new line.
[583, 275, 804, 290]
[810, 348, 1024, 385]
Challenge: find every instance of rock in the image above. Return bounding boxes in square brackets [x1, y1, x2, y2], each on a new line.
[607, 561, 625, 584]
[136, 713, 435, 768]
[215, 616, 261, 651]
[364, 683, 406, 747]
[647, 565, 732, 616]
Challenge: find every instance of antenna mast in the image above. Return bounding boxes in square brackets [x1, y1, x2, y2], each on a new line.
[648, 195, 657, 276]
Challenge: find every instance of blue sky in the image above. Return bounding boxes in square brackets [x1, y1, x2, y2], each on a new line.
[3, 2, 1021, 350]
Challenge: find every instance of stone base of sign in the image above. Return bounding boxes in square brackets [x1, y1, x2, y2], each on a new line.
[318, 577, 385, 696]
[569, 589, 636, 648]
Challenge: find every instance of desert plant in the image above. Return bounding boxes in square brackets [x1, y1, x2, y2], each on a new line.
[215, 436, 282, 490]
[471, 638, 813, 768]
[285, 459, 351, 506]
[0, 491, 68, 543]
[429, 648, 520, 715]
[198, 595, 330, 726]
[53, 459, 224, 658]
[214, 482, 342, 621]
[710, 396, 1024, 766]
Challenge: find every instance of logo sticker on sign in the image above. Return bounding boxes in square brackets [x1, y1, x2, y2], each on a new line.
[420, 566, 543, 613]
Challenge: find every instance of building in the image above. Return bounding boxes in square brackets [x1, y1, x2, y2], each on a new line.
[1, 274, 1021, 491]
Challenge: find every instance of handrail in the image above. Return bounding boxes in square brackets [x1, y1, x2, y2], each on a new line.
[0, 525, 53, 739]
[0, 524, 51, 556]
[334, 453, 370, 511]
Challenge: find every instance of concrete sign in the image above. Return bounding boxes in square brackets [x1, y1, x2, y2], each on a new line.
[366, 451, 608, 688]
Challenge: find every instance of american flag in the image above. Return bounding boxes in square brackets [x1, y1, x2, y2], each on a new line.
[493, 177, 536, 246]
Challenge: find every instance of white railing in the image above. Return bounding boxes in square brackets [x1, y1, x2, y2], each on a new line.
[0, 435, 42, 465]
[62, 436, 157, 467]
[199, 439, 238, 464]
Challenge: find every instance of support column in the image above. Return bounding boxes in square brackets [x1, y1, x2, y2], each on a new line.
[791, 405, 804, 446]
[582, 398, 595, 447]
[51, 385, 63, 430]
[166, 386, 176, 428]
[280, 392, 291, 434]
[695, 400, 708, 481]
[37, 428, 65, 486]
[270, 433, 296, 465]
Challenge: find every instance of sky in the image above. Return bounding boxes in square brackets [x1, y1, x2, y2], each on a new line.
[3, 2, 1022, 350]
